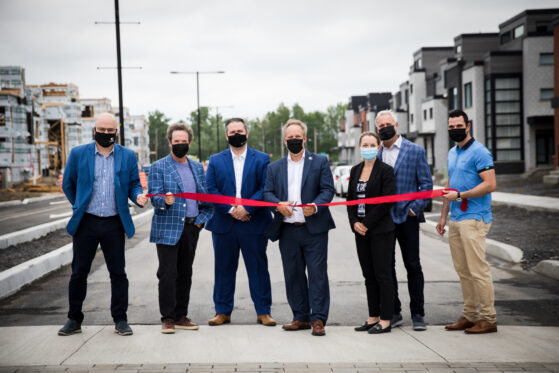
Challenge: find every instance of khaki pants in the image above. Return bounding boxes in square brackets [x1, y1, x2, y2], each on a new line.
[448, 219, 496, 324]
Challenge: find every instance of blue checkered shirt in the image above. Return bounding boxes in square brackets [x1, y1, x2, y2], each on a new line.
[86, 148, 117, 217]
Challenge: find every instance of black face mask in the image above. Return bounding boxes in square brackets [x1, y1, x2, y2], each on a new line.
[94, 131, 116, 148]
[228, 133, 247, 148]
[172, 143, 189, 158]
[378, 125, 396, 141]
[286, 138, 304, 155]
[449, 128, 468, 143]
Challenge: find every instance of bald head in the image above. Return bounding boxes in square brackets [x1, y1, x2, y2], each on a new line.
[96, 112, 117, 129]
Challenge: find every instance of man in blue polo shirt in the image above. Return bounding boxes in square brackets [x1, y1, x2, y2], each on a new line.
[436, 109, 497, 335]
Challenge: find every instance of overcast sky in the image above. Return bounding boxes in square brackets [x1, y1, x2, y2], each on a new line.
[1, 0, 556, 123]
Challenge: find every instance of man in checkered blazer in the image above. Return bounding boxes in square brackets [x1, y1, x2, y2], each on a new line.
[148, 123, 214, 334]
[376, 110, 433, 331]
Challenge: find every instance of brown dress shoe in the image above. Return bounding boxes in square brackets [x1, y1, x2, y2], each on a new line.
[175, 316, 199, 330]
[257, 314, 277, 326]
[445, 316, 475, 331]
[162, 319, 175, 334]
[282, 320, 312, 331]
[208, 314, 231, 326]
[311, 319, 326, 336]
[465, 320, 497, 334]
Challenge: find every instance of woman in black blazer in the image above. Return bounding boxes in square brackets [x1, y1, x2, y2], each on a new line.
[347, 131, 396, 334]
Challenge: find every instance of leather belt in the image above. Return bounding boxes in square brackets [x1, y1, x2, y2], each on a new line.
[284, 222, 306, 227]
[184, 217, 196, 224]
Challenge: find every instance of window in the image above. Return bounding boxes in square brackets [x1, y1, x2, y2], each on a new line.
[0, 107, 5, 126]
[411, 113, 414, 124]
[464, 82, 472, 108]
[540, 53, 553, 65]
[449, 87, 458, 110]
[410, 84, 413, 94]
[405, 89, 409, 104]
[134, 137, 139, 146]
[500, 31, 511, 44]
[456, 45, 462, 54]
[536, 21, 551, 33]
[429, 108, 433, 119]
[415, 58, 422, 69]
[513, 24, 524, 39]
[485, 76, 522, 161]
[423, 109, 427, 120]
[540, 88, 554, 100]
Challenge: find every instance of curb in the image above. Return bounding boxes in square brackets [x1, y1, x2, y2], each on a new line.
[0, 218, 70, 250]
[0, 209, 153, 300]
[533, 260, 559, 281]
[0, 193, 64, 208]
[420, 221, 523, 263]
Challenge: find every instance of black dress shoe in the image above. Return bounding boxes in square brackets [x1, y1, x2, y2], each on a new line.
[354, 321, 378, 332]
[368, 323, 392, 334]
[58, 319, 82, 336]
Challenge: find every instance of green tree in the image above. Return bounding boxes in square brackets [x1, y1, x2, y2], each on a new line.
[148, 110, 171, 162]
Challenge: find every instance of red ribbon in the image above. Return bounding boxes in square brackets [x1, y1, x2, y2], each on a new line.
[146, 189, 457, 207]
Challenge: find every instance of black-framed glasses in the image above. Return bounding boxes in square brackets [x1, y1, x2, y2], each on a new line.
[95, 127, 118, 134]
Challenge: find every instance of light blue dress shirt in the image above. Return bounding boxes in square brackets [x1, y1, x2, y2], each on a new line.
[86, 147, 118, 217]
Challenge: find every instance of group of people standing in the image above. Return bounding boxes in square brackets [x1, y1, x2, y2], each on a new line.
[58, 108, 498, 338]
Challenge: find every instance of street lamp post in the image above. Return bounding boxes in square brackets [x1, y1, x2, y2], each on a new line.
[170, 70, 224, 160]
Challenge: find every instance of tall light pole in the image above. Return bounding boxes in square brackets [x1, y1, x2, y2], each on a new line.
[170, 70, 224, 160]
[209, 105, 234, 153]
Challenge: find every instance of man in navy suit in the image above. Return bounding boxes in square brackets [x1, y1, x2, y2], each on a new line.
[376, 110, 433, 331]
[205, 118, 275, 327]
[59, 113, 147, 336]
[263, 119, 335, 336]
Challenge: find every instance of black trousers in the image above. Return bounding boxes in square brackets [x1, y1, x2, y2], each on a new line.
[156, 223, 200, 321]
[68, 213, 127, 324]
[355, 230, 395, 321]
[392, 216, 425, 316]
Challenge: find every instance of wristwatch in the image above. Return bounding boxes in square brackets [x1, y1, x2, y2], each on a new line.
[456, 191, 462, 202]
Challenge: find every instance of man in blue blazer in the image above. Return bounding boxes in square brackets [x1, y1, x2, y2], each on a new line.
[376, 110, 433, 331]
[205, 118, 275, 327]
[149, 123, 214, 334]
[59, 113, 147, 337]
[263, 119, 335, 337]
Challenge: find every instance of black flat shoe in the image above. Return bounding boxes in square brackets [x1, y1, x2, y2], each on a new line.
[368, 323, 392, 334]
[354, 321, 378, 332]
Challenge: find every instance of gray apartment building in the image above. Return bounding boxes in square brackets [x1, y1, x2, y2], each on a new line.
[338, 7, 558, 179]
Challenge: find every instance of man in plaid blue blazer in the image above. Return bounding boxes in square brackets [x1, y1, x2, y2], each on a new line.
[376, 110, 433, 331]
[148, 123, 214, 334]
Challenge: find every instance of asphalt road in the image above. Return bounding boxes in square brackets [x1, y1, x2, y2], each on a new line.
[1, 199, 558, 327]
[0, 195, 71, 235]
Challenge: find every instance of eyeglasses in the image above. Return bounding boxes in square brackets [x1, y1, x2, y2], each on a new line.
[95, 127, 117, 134]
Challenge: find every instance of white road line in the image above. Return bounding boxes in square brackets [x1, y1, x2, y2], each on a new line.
[49, 200, 68, 205]
[49, 211, 73, 219]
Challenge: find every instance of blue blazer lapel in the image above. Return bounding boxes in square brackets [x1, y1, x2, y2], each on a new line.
[224, 149, 236, 191]
[378, 147, 384, 162]
[279, 156, 288, 201]
[393, 138, 410, 174]
[167, 154, 184, 192]
[241, 147, 255, 195]
[88, 142, 95, 183]
[113, 145, 122, 191]
[301, 151, 313, 188]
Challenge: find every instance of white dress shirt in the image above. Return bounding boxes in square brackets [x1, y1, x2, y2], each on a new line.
[284, 151, 306, 223]
[229, 146, 247, 214]
[381, 134, 402, 168]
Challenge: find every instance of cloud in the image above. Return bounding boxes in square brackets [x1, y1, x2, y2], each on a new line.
[1, 0, 557, 123]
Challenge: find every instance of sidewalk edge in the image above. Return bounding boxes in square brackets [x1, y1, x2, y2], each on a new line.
[0, 209, 153, 300]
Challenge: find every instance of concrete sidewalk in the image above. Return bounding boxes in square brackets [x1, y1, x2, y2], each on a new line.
[1, 324, 558, 368]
